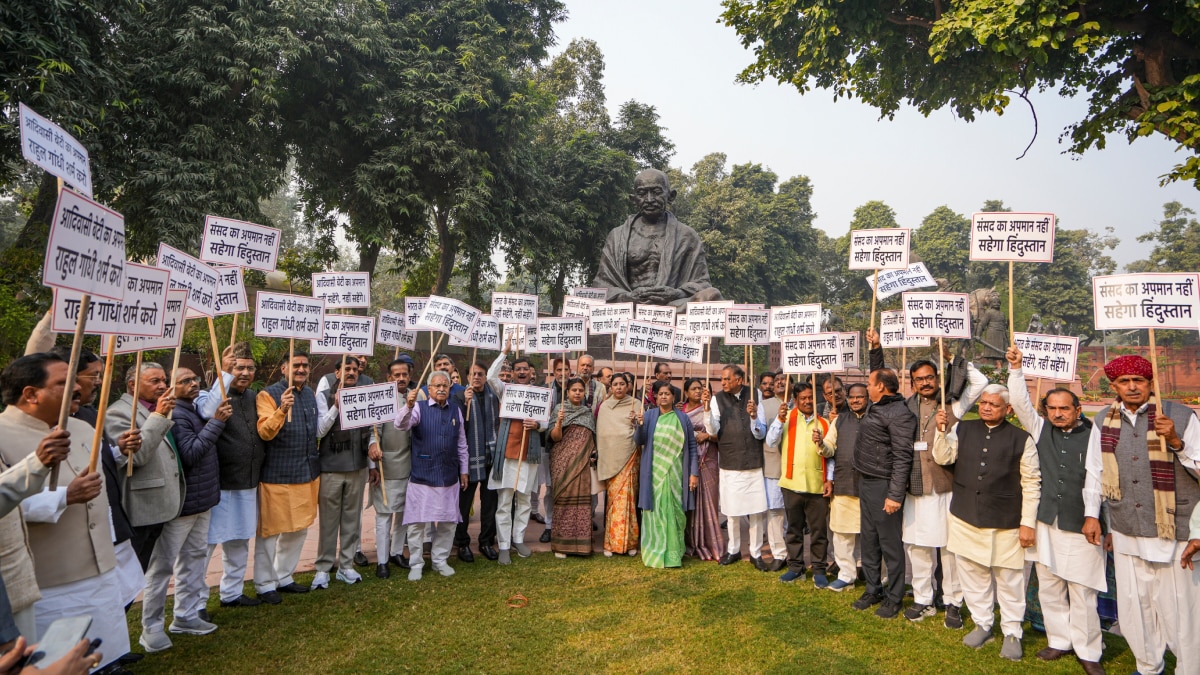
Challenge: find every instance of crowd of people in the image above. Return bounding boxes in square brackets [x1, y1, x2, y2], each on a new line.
[1, 322, 1199, 675]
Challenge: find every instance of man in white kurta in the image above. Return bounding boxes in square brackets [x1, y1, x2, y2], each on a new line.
[1082, 355, 1200, 675]
[932, 385, 1040, 662]
[1006, 348, 1105, 673]
[703, 366, 768, 567]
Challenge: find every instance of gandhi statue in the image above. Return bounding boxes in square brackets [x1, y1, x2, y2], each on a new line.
[973, 289, 1008, 366]
[593, 169, 722, 308]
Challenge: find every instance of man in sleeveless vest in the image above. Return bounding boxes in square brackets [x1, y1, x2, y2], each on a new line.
[487, 338, 547, 565]
[1005, 347, 1104, 673]
[1082, 355, 1200, 675]
[198, 343, 266, 610]
[254, 351, 320, 602]
[455, 360, 501, 562]
[701, 365, 769, 567]
[766, 382, 835, 585]
[869, 328, 986, 627]
[312, 356, 377, 589]
[755, 372, 788, 572]
[933, 384, 1040, 661]
[0, 352, 132, 670]
[396, 370, 468, 581]
[819, 382, 869, 592]
[370, 358, 415, 578]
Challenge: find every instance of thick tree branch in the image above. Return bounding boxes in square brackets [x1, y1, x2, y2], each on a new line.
[886, 14, 934, 29]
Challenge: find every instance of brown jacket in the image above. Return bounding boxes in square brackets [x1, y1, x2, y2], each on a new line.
[0, 450, 51, 613]
[0, 407, 116, 589]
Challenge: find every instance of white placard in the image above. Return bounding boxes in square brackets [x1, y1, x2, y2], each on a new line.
[724, 308, 771, 346]
[970, 212, 1056, 263]
[499, 383, 553, 424]
[1092, 273, 1200, 331]
[562, 296, 599, 319]
[902, 292, 972, 339]
[201, 215, 281, 271]
[1013, 333, 1079, 382]
[879, 309, 930, 348]
[213, 264, 248, 315]
[849, 228, 910, 270]
[614, 321, 629, 354]
[588, 302, 634, 335]
[103, 290, 188, 355]
[867, 262, 938, 300]
[490, 292, 539, 326]
[312, 271, 371, 309]
[572, 287, 608, 301]
[311, 315, 376, 355]
[378, 309, 417, 350]
[43, 189, 125, 300]
[414, 295, 481, 342]
[404, 297, 428, 330]
[53, 263, 171, 337]
[780, 333, 845, 375]
[19, 103, 92, 197]
[157, 243, 219, 317]
[451, 314, 501, 351]
[839, 332, 861, 370]
[769, 304, 822, 341]
[672, 332, 705, 364]
[536, 317, 588, 353]
[502, 324, 535, 353]
[635, 304, 677, 327]
[338, 382, 398, 430]
[624, 320, 675, 359]
[254, 291, 326, 340]
[686, 300, 735, 337]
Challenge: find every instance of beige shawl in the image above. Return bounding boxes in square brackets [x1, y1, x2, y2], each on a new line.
[596, 395, 637, 481]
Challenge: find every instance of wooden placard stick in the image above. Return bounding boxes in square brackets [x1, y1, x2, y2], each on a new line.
[88, 335, 118, 474]
[207, 317, 228, 401]
[50, 293, 91, 489]
[166, 343, 184, 420]
[901, 346, 908, 397]
[129, 351, 143, 433]
[748, 345, 755, 397]
[1008, 261, 1016, 347]
[229, 313, 239, 353]
[416, 333, 447, 387]
[1034, 376, 1043, 410]
[377, 423, 389, 508]
[938, 336, 946, 413]
[642, 354, 652, 407]
[466, 346, 477, 422]
[287, 338, 294, 423]
[1148, 328, 1167, 452]
[512, 427, 528, 492]
[705, 340, 714, 408]
[870, 270, 879, 332]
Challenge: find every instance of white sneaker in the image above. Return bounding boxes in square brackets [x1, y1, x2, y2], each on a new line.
[408, 566, 423, 581]
[336, 568, 362, 585]
[139, 630, 172, 653]
[311, 571, 330, 590]
[168, 616, 217, 635]
[432, 563, 456, 577]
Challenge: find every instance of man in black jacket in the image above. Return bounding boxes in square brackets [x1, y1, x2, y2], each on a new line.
[851, 367, 916, 619]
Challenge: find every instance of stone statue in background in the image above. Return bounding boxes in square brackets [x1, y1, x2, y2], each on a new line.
[971, 288, 1007, 366]
[593, 169, 722, 308]
[1027, 313, 1044, 334]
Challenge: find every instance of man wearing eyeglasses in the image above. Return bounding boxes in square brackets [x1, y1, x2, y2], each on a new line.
[867, 329, 987, 628]
[106, 361, 185, 572]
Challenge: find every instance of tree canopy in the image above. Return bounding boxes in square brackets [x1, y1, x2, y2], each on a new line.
[721, 1, 1200, 187]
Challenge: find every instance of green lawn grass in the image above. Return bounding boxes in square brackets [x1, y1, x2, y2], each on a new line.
[127, 554, 1149, 674]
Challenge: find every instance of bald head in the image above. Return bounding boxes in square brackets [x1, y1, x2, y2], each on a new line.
[632, 169, 674, 222]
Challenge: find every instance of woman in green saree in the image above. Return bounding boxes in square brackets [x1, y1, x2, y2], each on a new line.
[633, 380, 699, 568]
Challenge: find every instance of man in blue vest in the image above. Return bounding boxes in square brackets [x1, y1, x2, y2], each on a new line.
[396, 370, 468, 581]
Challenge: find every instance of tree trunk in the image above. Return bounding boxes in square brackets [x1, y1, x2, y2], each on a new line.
[432, 206, 457, 295]
[16, 172, 60, 255]
[358, 240, 381, 275]
[467, 251, 483, 308]
[550, 265, 567, 315]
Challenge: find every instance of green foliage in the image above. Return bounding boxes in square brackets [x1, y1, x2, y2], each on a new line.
[721, 1, 1200, 188]
[1128, 201, 1200, 274]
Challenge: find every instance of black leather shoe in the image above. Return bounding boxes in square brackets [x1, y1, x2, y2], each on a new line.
[257, 590, 282, 605]
[539, 529, 552, 543]
[390, 554, 410, 570]
[752, 557, 766, 571]
[220, 594, 262, 608]
[376, 563, 390, 579]
[480, 545, 499, 561]
[457, 546, 475, 563]
[718, 552, 742, 565]
[116, 654, 144, 666]
[767, 559, 786, 572]
[278, 582, 309, 594]
[531, 512, 546, 524]
[354, 551, 369, 567]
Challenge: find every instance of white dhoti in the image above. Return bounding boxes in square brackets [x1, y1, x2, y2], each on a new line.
[1027, 520, 1106, 662]
[903, 491, 958, 607]
[490, 458, 538, 551]
[1111, 538, 1200, 675]
[113, 540, 146, 608]
[33, 568, 131, 669]
[720, 468, 768, 558]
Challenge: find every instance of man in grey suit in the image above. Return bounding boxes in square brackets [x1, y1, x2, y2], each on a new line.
[105, 361, 186, 570]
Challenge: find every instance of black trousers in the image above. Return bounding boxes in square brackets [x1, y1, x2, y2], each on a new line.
[858, 476, 905, 604]
[455, 480, 498, 548]
[130, 522, 164, 572]
[782, 490, 829, 573]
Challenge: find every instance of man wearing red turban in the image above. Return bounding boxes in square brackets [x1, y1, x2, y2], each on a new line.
[1082, 354, 1200, 675]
